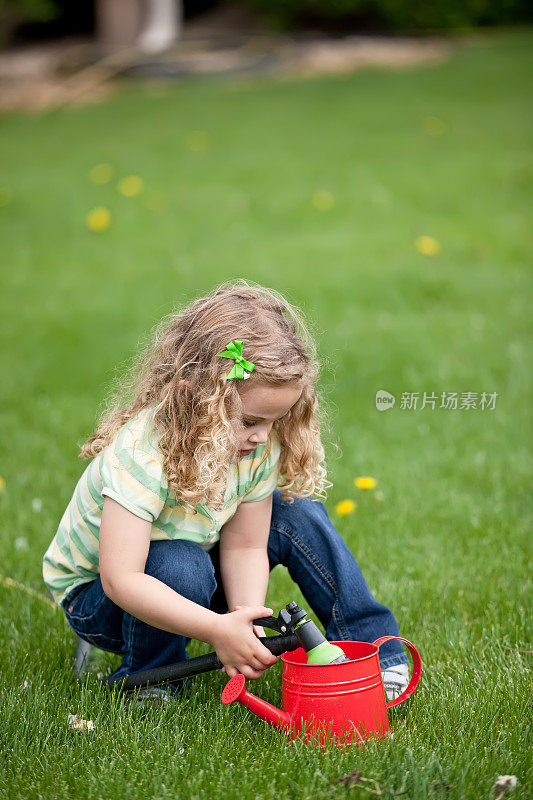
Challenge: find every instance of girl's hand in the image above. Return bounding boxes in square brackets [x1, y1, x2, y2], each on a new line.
[231, 605, 266, 640]
[212, 605, 278, 680]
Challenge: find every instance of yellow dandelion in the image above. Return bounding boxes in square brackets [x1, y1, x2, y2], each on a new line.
[86, 207, 111, 232]
[186, 131, 210, 152]
[335, 499, 356, 516]
[89, 163, 114, 185]
[423, 116, 447, 137]
[312, 190, 335, 212]
[0, 476, 5, 491]
[0, 187, 12, 207]
[118, 175, 144, 197]
[415, 235, 441, 256]
[354, 477, 377, 490]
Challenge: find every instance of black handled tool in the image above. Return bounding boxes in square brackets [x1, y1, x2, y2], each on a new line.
[102, 605, 303, 692]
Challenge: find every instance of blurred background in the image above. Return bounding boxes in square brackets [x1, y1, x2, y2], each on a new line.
[0, 3, 531, 798]
[0, 0, 532, 109]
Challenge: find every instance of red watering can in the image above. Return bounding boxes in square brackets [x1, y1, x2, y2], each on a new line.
[222, 636, 421, 749]
[101, 600, 420, 749]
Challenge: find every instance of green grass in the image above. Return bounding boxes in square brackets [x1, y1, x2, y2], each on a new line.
[0, 29, 531, 800]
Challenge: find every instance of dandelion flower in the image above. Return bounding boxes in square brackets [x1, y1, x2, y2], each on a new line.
[118, 175, 144, 197]
[86, 207, 111, 232]
[312, 190, 335, 211]
[415, 235, 441, 256]
[89, 163, 114, 185]
[186, 131, 210, 152]
[354, 477, 377, 490]
[335, 499, 356, 516]
[0, 476, 5, 491]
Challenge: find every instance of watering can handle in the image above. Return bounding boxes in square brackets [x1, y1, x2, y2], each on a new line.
[372, 636, 422, 710]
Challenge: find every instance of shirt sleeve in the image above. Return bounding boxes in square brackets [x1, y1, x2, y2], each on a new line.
[99, 424, 168, 522]
[240, 433, 281, 503]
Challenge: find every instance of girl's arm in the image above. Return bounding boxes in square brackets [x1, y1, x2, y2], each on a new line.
[219, 494, 274, 611]
[99, 497, 218, 644]
[100, 497, 277, 679]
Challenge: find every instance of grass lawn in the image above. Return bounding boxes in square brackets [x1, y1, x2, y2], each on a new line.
[0, 28, 531, 800]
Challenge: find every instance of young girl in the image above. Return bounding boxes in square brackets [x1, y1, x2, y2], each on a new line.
[43, 281, 409, 704]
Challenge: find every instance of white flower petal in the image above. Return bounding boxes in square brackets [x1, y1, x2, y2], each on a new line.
[67, 713, 95, 731]
[494, 776, 518, 793]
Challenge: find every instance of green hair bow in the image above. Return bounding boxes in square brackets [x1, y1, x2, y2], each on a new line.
[216, 340, 255, 380]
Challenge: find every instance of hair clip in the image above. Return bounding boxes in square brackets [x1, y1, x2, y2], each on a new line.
[216, 340, 255, 380]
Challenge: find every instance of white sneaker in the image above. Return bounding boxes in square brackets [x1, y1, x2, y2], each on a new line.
[381, 663, 409, 702]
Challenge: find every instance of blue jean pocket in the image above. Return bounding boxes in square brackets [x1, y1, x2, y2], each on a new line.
[63, 581, 124, 654]
[63, 583, 91, 615]
[74, 630, 124, 653]
[64, 581, 110, 622]
[65, 611, 124, 654]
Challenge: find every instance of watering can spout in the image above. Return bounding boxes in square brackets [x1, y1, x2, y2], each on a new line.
[221, 675, 291, 730]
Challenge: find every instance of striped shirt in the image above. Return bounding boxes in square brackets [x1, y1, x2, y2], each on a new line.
[42, 406, 281, 607]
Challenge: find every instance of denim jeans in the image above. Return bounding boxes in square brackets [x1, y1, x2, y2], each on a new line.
[63, 490, 408, 689]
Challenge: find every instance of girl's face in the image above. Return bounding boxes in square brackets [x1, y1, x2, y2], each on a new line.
[235, 381, 303, 457]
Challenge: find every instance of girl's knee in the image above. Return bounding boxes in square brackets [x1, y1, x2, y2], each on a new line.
[144, 539, 216, 603]
[271, 491, 342, 559]
[272, 490, 325, 526]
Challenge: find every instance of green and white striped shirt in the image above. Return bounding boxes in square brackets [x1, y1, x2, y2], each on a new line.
[42, 406, 281, 606]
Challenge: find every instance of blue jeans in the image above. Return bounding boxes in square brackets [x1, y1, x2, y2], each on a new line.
[63, 490, 408, 689]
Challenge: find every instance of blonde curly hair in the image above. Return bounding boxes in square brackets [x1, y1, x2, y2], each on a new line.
[80, 280, 334, 513]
